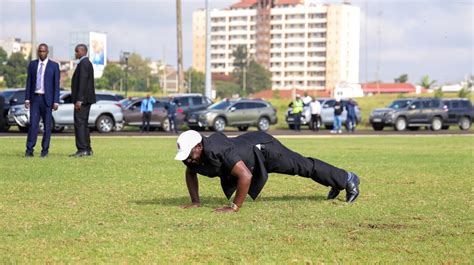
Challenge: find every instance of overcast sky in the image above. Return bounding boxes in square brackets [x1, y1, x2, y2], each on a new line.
[0, 0, 472, 84]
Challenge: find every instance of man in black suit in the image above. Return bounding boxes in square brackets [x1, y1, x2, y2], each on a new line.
[175, 130, 361, 213]
[24, 43, 60, 157]
[70, 44, 96, 157]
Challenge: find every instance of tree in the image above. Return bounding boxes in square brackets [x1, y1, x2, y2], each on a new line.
[232, 45, 250, 93]
[127, 53, 153, 91]
[4, 52, 28, 88]
[420, 75, 436, 90]
[394, 74, 408, 83]
[215, 80, 241, 98]
[102, 64, 124, 90]
[185, 68, 205, 94]
[245, 60, 271, 94]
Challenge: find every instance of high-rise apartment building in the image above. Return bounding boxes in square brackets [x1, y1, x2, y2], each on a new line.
[192, 0, 360, 92]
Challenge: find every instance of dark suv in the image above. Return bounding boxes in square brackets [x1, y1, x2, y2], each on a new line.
[369, 98, 448, 131]
[166, 94, 212, 117]
[0, 88, 25, 131]
[442, 98, 473, 130]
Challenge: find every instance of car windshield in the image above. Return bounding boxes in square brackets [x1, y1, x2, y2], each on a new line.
[388, 100, 411, 109]
[0, 91, 16, 100]
[209, 101, 232, 110]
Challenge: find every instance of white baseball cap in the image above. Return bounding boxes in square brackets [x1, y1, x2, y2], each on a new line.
[174, 130, 203, 160]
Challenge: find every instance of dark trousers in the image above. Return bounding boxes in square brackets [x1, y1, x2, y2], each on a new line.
[141, 112, 151, 132]
[26, 94, 52, 155]
[262, 139, 348, 190]
[73, 104, 92, 152]
[346, 115, 357, 132]
[310, 114, 320, 131]
[168, 114, 178, 133]
[293, 113, 301, 131]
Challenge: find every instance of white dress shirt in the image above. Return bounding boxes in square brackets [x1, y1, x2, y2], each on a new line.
[310, 100, 321, 115]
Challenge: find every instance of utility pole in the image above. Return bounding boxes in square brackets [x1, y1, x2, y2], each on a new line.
[31, 0, 36, 60]
[176, 0, 185, 93]
[205, 0, 212, 99]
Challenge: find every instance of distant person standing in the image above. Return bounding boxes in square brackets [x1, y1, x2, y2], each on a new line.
[70, 44, 96, 157]
[166, 97, 179, 134]
[24, 43, 60, 157]
[331, 100, 343, 134]
[309, 97, 321, 131]
[289, 95, 304, 131]
[140, 94, 156, 133]
[346, 98, 357, 132]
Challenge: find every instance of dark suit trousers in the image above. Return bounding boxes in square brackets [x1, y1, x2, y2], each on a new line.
[141, 112, 151, 132]
[74, 104, 92, 152]
[262, 140, 348, 190]
[26, 94, 52, 154]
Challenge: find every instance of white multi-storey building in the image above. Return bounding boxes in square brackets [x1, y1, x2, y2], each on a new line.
[192, 0, 360, 91]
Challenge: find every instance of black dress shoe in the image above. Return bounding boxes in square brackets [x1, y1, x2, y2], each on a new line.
[327, 187, 340, 200]
[25, 152, 34, 157]
[70, 151, 91, 157]
[345, 172, 360, 203]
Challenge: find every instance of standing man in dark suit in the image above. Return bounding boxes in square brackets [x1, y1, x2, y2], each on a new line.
[70, 44, 96, 157]
[24, 43, 60, 158]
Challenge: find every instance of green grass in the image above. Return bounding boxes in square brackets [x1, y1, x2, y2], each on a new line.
[0, 135, 472, 263]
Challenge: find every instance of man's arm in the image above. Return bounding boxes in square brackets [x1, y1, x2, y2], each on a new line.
[181, 167, 201, 208]
[214, 160, 252, 213]
[24, 63, 32, 109]
[53, 63, 60, 110]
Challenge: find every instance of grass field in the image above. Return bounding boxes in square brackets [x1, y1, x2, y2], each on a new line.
[0, 135, 472, 263]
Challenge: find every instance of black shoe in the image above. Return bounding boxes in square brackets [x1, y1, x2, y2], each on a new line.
[25, 152, 34, 157]
[345, 173, 360, 203]
[40, 153, 48, 158]
[69, 150, 91, 157]
[327, 187, 340, 200]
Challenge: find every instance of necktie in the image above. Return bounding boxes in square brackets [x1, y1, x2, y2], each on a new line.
[36, 62, 43, 92]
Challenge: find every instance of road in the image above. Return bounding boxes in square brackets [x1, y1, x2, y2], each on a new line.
[1, 128, 472, 137]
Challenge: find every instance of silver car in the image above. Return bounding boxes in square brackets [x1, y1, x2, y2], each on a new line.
[286, 98, 362, 130]
[8, 91, 124, 133]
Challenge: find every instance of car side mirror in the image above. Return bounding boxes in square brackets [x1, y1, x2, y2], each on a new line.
[410, 105, 416, 110]
[230, 107, 236, 112]
[130, 106, 136, 111]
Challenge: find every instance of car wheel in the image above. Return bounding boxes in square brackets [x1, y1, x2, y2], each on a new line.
[213, 117, 226, 132]
[257, 117, 270, 131]
[394, 117, 407, 131]
[96, 115, 114, 133]
[162, 118, 170, 132]
[459, 117, 471, 130]
[18, 125, 28, 133]
[372, 123, 384, 131]
[238, 126, 249, 131]
[430, 117, 442, 131]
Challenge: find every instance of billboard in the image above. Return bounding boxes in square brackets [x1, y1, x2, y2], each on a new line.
[89, 32, 107, 78]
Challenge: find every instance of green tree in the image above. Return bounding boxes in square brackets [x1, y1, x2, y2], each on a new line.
[245, 60, 271, 94]
[185, 68, 205, 94]
[434, 88, 444, 98]
[394, 74, 408, 83]
[4, 52, 28, 88]
[95, 77, 109, 90]
[420, 75, 436, 90]
[215, 80, 241, 98]
[102, 64, 124, 90]
[0, 47, 7, 75]
[127, 53, 152, 91]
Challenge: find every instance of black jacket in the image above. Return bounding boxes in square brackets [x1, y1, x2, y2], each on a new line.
[71, 58, 96, 104]
[184, 132, 275, 200]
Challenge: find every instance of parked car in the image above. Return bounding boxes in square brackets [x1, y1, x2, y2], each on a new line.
[186, 98, 278, 131]
[369, 98, 448, 131]
[8, 91, 124, 133]
[1, 88, 25, 131]
[442, 98, 473, 130]
[285, 98, 362, 130]
[121, 97, 185, 131]
[165, 93, 212, 117]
